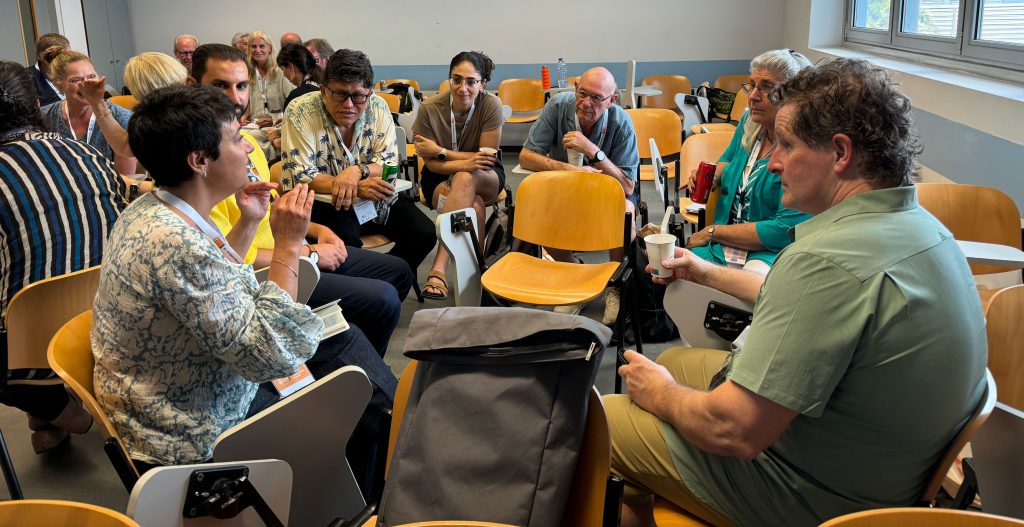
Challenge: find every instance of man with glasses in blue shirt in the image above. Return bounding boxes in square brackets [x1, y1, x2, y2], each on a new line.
[519, 66, 639, 321]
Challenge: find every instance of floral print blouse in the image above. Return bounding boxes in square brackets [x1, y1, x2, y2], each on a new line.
[92, 194, 323, 465]
[279, 91, 398, 191]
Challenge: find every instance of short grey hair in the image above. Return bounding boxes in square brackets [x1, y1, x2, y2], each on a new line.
[741, 49, 812, 151]
[173, 34, 198, 52]
[231, 32, 249, 47]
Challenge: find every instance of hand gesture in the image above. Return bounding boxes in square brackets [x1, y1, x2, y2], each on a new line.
[684, 168, 698, 192]
[254, 116, 273, 128]
[617, 350, 676, 413]
[270, 183, 313, 246]
[235, 180, 277, 223]
[331, 167, 361, 210]
[413, 134, 442, 159]
[81, 75, 107, 106]
[562, 131, 597, 158]
[312, 242, 347, 270]
[316, 227, 348, 267]
[648, 247, 713, 285]
[463, 150, 496, 172]
[357, 177, 395, 201]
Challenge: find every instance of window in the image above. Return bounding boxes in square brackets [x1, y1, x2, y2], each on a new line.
[845, 0, 1024, 70]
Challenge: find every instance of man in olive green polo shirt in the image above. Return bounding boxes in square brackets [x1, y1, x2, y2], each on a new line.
[605, 58, 988, 527]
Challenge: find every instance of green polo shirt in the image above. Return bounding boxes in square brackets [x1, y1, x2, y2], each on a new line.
[663, 186, 988, 527]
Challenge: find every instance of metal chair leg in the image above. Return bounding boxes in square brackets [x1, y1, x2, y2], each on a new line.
[0, 427, 24, 500]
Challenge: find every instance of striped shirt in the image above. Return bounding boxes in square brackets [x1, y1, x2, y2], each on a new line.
[0, 132, 128, 333]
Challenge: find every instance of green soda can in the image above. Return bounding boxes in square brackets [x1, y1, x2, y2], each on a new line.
[382, 162, 399, 184]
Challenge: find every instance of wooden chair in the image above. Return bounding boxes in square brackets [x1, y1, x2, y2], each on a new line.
[713, 74, 748, 94]
[568, 75, 581, 87]
[675, 133, 732, 228]
[689, 123, 736, 135]
[379, 93, 402, 114]
[366, 361, 614, 527]
[1, 265, 102, 498]
[640, 75, 692, 113]
[984, 285, 1024, 409]
[916, 183, 1021, 276]
[385, 78, 420, 91]
[729, 89, 748, 123]
[653, 371, 998, 526]
[820, 507, 1024, 527]
[438, 78, 450, 93]
[497, 78, 544, 124]
[480, 171, 642, 392]
[269, 159, 282, 185]
[107, 94, 138, 110]
[627, 108, 682, 182]
[0, 499, 140, 526]
[47, 311, 140, 492]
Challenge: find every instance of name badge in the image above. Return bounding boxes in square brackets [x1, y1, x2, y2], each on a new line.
[313, 300, 350, 340]
[271, 363, 315, 397]
[353, 200, 377, 225]
[722, 245, 749, 267]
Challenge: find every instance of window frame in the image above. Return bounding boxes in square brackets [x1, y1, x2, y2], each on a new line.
[844, 0, 1024, 72]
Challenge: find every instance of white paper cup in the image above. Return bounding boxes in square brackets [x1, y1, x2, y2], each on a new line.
[478, 146, 497, 156]
[567, 148, 585, 167]
[644, 233, 677, 278]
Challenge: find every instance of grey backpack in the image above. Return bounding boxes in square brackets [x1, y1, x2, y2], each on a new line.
[376, 307, 611, 527]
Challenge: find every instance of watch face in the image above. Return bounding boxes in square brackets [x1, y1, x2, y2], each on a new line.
[437, 151, 446, 161]
[596, 151, 606, 162]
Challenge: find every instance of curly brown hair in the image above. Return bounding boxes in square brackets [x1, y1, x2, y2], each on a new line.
[771, 58, 921, 188]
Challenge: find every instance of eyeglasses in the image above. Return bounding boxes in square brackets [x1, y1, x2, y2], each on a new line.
[66, 73, 98, 85]
[741, 81, 777, 95]
[449, 76, 482, 87]
[326, 89, 372, 104]
[174, 50, 195, 57]
[576, 89, 613, 105]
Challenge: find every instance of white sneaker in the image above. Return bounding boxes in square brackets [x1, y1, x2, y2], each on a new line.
[602, 288, 620, 326]
[553, 303, 583, 316]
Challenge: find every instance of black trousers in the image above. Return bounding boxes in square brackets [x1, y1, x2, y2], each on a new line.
[311, 195, 436, 273]
[0, 382, 69, 421]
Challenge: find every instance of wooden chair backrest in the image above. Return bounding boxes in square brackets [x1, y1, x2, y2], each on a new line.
[729, 89, 748, 122]
[921, 370, 997, 503]
[108, 95, 138, 111]
[385, 360, 608, 527]
[916, 182, 1022, 274]
[386, 78, 420, 91]
[46, 311, 138, 480]
[713, 74, 748, 94]
[379, 93, 402, 114]
[497, 78, 544, 112]
[640, 75, 691, 110]
[679, 133, 731, 184]
[0, 499, 141, 526]
[5, 266, 100, 370]
[514, 171, 626, 252]
[705, 186, 723, 228]
[985, 285, 1024, 409]
[269, 160, 282, 185]
[627, 108, 683, 159]
[438, 79, 450, 93]
[819, 507, 1024, 527]
[567, 75, 581, 87]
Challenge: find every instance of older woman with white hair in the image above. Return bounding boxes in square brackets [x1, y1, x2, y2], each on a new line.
[231, 32, 250, 52]
[246, 30, 294, 127]
[682, 49, 813, 273]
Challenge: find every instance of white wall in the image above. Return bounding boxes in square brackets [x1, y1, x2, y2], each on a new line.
[126, 0, 785, 64]
[0, 2, 29, 64]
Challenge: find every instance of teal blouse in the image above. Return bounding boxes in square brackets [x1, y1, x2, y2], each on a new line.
[691, 111, 811, 266]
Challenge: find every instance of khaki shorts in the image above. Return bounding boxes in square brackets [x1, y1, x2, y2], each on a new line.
[604, 347, 735, 527]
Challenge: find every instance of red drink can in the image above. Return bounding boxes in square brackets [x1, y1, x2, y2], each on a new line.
[691, 161, 716, 204]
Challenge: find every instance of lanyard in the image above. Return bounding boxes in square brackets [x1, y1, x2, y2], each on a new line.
[154, 189, 244, 264]
[449, 94, 477, 151]
[255, 69, 269, 113]
[736, 132, 773, 219]
[573, 112, 607, 158]
[63, 100, 96, 144]
[332, 125, 357, 167]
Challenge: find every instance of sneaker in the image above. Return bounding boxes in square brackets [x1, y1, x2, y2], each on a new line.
[553, 303, 583, 316]
[602, 288, 621, 326]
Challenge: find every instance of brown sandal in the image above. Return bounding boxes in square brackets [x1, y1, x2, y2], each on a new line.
[422, 270, 449, 300]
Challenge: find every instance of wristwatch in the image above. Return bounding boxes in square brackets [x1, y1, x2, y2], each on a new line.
[359, 163, 371, 179]
[589, 150, 606, 164]
[436, 149, 447, 161]
[305, 244, 319, 265]
[127, 181, 142, 202]
[708, 224, 717, 242]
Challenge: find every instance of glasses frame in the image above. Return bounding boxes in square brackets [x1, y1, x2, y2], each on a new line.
[325, 87, 373, 105]
[449, 75, 483, 87]
[740, 81, 778, 95]
[575, 88, 614, 105]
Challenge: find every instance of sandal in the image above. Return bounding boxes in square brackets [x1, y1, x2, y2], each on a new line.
[422, 270, 449, 301]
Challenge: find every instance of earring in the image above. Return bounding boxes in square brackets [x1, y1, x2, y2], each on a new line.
[202, 168, 208, 178]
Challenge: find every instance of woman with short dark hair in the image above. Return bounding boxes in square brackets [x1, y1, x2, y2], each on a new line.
[278, 43, 323, 110]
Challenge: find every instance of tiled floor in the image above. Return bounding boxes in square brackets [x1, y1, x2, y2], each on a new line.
[0, 149, 684, 511]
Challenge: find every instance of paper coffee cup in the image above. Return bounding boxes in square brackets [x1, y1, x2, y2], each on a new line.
[644, 233, 677, 278]
[567, 148, 585, 167]
[478, 147, 497, 155]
